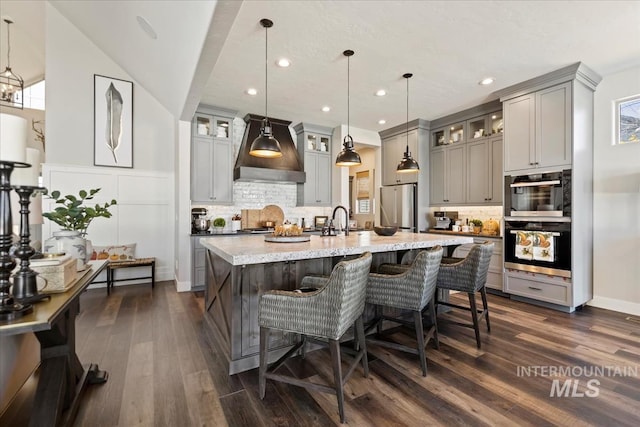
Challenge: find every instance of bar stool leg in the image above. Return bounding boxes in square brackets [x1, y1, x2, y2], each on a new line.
[414, 310, 427, 376]
[468, 292, 481, 348]
[355, 316, 368, 377]
[329, 339, 345, 423]
[481, 286, 490, 332]
[151, 260, 155, 289]
[259, 327, 268, 399]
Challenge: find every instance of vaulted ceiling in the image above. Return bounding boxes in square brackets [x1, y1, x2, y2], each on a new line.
[2, 1, 639, 131]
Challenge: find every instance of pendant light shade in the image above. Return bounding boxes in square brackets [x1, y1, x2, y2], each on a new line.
[397, 73, 419, 173]
[1, 19, 24, 109]
[250, 18, 282, 158]
[335, 50, 361, 167]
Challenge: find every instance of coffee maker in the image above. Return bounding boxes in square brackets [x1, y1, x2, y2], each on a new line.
[433, 211, 458, 230]
[191, 208, 209, 233]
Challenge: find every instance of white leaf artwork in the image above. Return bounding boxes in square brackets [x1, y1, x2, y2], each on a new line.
[105, 82, 123, 163]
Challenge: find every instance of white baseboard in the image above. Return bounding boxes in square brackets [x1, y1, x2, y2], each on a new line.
[588, 296, 640, 316]
[175, 277, 191, 293]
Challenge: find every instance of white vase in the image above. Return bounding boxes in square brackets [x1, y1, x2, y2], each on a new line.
[44, 230, 86, 271]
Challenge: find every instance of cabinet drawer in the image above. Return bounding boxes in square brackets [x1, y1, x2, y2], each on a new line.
[504, 273, 569, 305]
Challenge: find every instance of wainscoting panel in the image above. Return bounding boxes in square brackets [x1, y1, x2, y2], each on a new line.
[42, 164, 174, 285]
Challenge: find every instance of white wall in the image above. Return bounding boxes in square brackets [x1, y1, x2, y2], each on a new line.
[590, 65, 640, 315]
[45, 4, 174, 172]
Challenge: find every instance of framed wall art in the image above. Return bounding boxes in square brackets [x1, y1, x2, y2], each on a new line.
[94, 74, 133, 168]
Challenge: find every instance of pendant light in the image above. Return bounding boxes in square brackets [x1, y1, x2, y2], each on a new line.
[0, 19, 24, 109]
[249, 19, 282, 158]
[397, 73, 419, 173]
[335, 49, 361, 167]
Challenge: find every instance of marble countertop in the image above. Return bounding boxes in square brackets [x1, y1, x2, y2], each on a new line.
[424, 229, 503, 239]
[199, 231, 473, 265]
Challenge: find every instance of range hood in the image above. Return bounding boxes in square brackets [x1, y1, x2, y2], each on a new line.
[234, 114, 306, 183]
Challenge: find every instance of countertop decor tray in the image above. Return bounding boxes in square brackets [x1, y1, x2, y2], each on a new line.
[264, 235, 311, 243]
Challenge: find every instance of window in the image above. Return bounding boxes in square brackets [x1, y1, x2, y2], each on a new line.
[356, 170, 370, 214]
[615, 95, 640, 145]
[15, 80, 45, 110]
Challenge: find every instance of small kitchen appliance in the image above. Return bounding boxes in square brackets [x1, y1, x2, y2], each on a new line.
[191, 208, 209, 233]
[433, 211, 458, 230]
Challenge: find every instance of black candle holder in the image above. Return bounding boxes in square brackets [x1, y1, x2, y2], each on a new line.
[0, 160, 33, 320]
[12, 185, 50, 304]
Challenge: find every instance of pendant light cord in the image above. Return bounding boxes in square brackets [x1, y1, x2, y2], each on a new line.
[406, 74, 409, 152]
[5, 20, 12, 67]
[347, 53, 350, 138]
[264, 23, 268, 119]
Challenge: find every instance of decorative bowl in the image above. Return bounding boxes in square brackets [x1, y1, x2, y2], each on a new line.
[373, 226, 398, 236]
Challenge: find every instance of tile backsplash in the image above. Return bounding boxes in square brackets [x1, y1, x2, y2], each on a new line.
[193, 181, 331, 229]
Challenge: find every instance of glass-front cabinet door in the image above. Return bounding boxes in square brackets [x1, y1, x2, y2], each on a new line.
[448, 122, 464, 144]
[193, 114, 232, 139]
[466, 111, 504, 141]
[489, 111, 503, 136]
[213, 117, 231, 139]
[305, 133, 330, 153]
[194, 113, 213, 137]
[433, 123, 465, 147]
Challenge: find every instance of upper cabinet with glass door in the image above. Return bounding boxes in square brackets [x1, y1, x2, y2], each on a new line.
[193, 113, 232, 140]
[466, 111, 504, 142]
[432, 122, 465, 148]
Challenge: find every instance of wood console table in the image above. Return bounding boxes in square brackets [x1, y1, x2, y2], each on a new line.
[0, 260, 108, 427]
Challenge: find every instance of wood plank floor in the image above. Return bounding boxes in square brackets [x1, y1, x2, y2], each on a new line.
[72, 282, 640, 426]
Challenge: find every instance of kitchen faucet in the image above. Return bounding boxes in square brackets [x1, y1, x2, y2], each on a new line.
[331, 205, 350, 236]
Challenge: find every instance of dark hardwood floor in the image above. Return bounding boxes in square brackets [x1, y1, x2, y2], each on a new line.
[72, 282, 640, 426]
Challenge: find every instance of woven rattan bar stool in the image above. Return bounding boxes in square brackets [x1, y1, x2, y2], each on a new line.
[258, 252, 372, 423]
[435, 242, 494, 349]
[365, 246, 443, 376]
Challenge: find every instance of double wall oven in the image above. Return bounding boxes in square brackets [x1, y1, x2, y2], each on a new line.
[504, 170, 571, 278]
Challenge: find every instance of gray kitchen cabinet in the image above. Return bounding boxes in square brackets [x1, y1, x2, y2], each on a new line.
[191, 108, 236, 204]
[382, 130, 418, 186]
[192, 237, 207, 289]
[429, 149, 445, 204]
[466, 136, 503, 204]
[503, 82, 571, 173]
[295, 123, 332, 206]
[429, 144, 465, 205]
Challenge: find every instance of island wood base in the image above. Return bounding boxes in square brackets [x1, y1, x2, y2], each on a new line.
[204, 249, 419, 375]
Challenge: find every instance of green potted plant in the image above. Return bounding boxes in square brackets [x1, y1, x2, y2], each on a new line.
[43, 188, 117, 270]
[212, 217, 226, 233]
[470, 219, 483, 234]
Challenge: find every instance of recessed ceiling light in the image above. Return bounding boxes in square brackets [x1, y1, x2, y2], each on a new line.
[378, 119, 386, 125]
[247, 88, 258, 95]
[479, 77, 495, 85]
[322, 106, 331, 112]
[375, 89, 386, 97]
[136, 16, 157, 40]
[491, 115, 497, 119]
[277, 58, 291, 67]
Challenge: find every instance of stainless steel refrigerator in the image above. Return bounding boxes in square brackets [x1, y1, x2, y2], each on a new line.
[379, 183, 417, 232]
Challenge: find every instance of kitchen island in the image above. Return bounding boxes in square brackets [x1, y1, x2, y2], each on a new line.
[200, 231, 473, 374]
